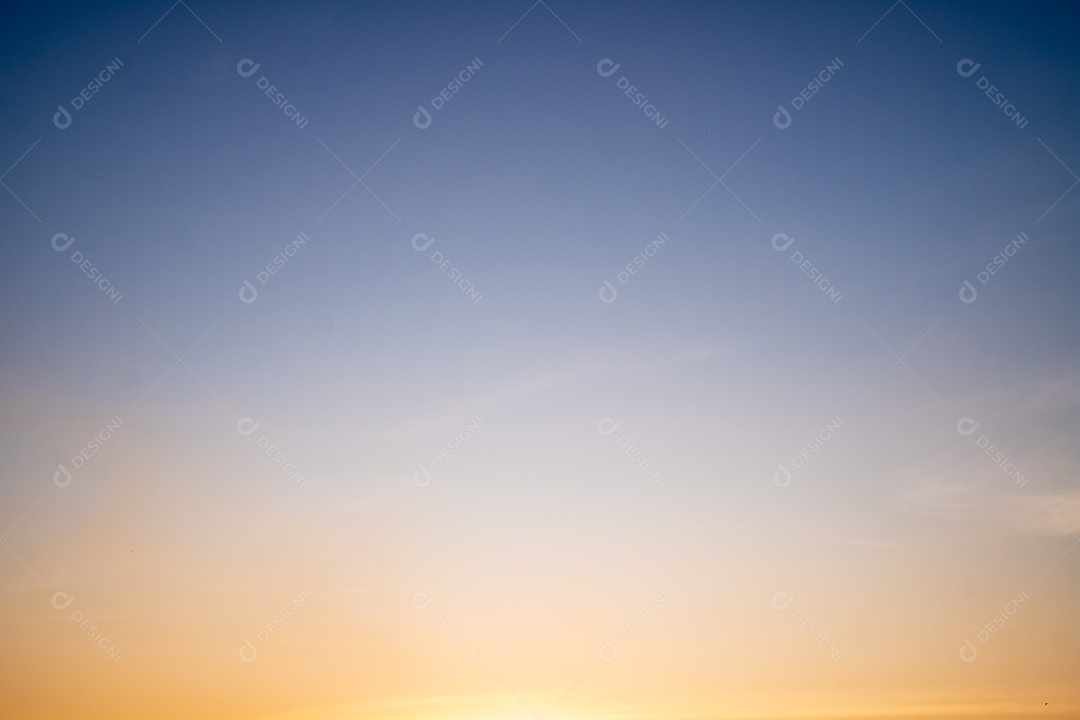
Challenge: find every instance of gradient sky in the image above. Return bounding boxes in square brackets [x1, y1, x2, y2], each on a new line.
[1, 1, 1079, 719]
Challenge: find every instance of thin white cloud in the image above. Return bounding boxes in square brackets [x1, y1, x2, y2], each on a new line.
[901, 475, 1080, 538]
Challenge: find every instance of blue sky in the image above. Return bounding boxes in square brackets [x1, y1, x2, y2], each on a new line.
[1, 2, 1079, 719]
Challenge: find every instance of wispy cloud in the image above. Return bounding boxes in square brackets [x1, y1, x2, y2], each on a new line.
[901, 476, 1080, 538]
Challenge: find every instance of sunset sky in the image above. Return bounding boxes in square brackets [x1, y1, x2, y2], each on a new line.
[1, 1, 1078, 719]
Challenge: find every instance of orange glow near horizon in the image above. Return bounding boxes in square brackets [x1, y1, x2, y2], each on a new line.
[3, 377, 1077, 719]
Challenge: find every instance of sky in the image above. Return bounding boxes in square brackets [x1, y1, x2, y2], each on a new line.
[1, 1, 1078, 719]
